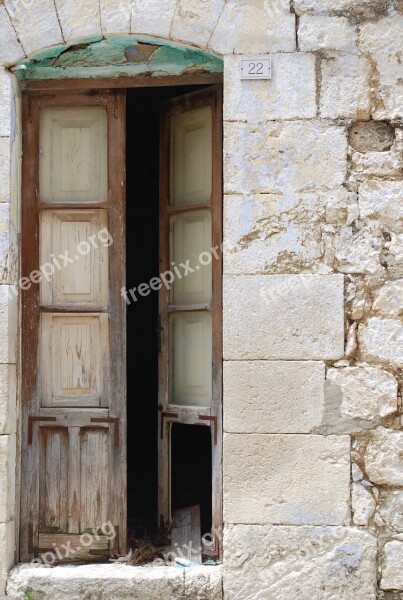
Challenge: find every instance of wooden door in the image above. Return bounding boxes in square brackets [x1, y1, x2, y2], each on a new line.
[20, 91, 126, 562]
[158, 86, 222, 553]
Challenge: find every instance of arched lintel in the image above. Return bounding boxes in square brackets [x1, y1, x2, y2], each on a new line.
[12, 34, 223, 88]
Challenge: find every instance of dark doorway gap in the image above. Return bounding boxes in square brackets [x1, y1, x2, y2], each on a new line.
[126, 85, 212, 540]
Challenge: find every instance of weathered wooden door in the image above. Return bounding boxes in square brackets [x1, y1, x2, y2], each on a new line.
[158, 86, 222, 551]
[20, 91, 126, 561]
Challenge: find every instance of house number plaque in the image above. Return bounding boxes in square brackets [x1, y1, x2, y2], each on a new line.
[240, 59, 272, 80]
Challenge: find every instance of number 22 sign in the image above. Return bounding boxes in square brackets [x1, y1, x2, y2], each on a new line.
[240, 59, 272, 80]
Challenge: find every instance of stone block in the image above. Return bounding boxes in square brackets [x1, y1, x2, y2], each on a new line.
[4, 0, 63, 56]
[352, 482, 376, 526]
[0, 204, 18, 284]
[359, 318, 403, 367]
[293, 0, 378, 14]
[359, 180, 403, 231]
[326, 366, 398, 420]
[333, 225, 383, 275]
[6, 564, 186, 599]
[100, 0, 131, 33]
[298, 15, 357, 52]
[350, 150, 402, 178]
[373, 280, 403, 317]
[223, 525, 377, 599]
[209, 0, 296, 54]
[348, 121, 395, 152]
[380, 540, 403, 590]
[55, 0, 101, 41]
[0, 69, 12, 139]
[0, 521, 14, 596]
[171, 0, 225, 48]
[359, 16, 403, 119]
[224, 121, 347, 195]
[320, 54, 371, 119]
[377, 490, 403, 532]
[184, 566, 223, 599]
[0, 286, 17, 364]
[0, 365, 16, 436]
[223, 433, 350, 525]
[224, 361, 325, 433]
[130, 0, 177, 37]
[224, 53, 316, 122]
[364, 427, 403, 486]
[0, 138, 10, 203]
[223, 274, 344, 360]
[0, 6, 25, 66]
[0, 434, 15, 522]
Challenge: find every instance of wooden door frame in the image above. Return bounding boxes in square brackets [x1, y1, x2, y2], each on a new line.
[18, 74, 223, 562]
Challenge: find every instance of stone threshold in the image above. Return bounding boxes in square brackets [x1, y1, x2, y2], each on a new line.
[6, 563, 223, 599]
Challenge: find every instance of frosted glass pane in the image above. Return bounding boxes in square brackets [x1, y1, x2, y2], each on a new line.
[40, 107, 108, 203]
[171, 107, 212, 206]
[171, 210, 212, 305]
[171, 312, 212, 407]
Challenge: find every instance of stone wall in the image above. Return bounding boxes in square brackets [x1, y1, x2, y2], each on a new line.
[0, 0, 402, 597]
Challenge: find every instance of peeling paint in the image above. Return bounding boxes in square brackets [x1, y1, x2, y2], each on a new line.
[12, 35, 223, 80]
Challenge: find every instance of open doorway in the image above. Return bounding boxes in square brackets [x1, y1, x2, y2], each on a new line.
[125, 85, 215, 543]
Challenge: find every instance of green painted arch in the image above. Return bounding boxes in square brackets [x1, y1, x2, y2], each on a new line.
[12, 35, 223, 81]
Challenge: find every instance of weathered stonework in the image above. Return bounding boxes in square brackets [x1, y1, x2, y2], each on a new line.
[0, 434, 15, 523]
[320, 54, 371, 119]
[0, 522, 14, 597]
[0, 365, 16, 436]
[364, 428, 403, 486]
[351, 482, 376, 526]
[224, 433, 350, 525]
[359, 318, 403, 367]
[224, 525, 377, 600]
[380, 541, 403, 591]
[298, 15, 357, 53]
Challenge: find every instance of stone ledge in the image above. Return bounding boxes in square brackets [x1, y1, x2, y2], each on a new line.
[6, 563, 223, 600]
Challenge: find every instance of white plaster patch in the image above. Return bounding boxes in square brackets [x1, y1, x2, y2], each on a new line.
[224, 525, 377, 600]
[326, 366, 398, 420]
[209, 0, 296, 54]
[224, 434, 350, 525]
[224, 53, 316, 122]
[224, 361, 325, 433]
[223, 274, 344, 360]
[224, 121, 347, 195]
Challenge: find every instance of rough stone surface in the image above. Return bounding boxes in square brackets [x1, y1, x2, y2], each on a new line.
[359, 16, 403, 120]
[0, 203, 18, 285]
[0, 365, 16, 436]
[0, 286, 16, 364]
[377, 491, 403, 533]
[352, 482, 376, 526]
[348, 121, 395, 153]
[0, 6, 25, 65]
[0, 521, 14, 596]
[171, 0, 225, 48]
[359, 318, 403, 367]
[224, 53, 316, 122]
[0, 69, 12, 139]
[223, 525, 377, 599]
[224, 274, 344, 360]
[293, 0, 383, 14]
[298, 15, 357, 52]
[350, 149, 402, 177]
[320, 54, 371, 119]
[4, 0, 63, 55]
[359, 180, 403, 230]
[364, 427, 403, 486]
[209, 0, 296, 54]
[130, 0, 177, 36]
[100, 0, 131, 33]
[0, 434, 15, 522]
[373, 280, 403, 317]
[0, 138, 10, 204]
[224, 121, 347, 195]
[326, 366, 398, 420]
[6, 564, 223, 599]
[333, 225, 384, 275]
[380, 540, 403, 591]
[55, 0, 101, 41]
[224, 433, 350, 525]
[224, 361, 325, 433]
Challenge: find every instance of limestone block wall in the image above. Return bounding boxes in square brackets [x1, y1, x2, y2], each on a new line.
[0, 0, 401, 598]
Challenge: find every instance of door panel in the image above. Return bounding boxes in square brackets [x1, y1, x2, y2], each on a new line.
[159, 86, 222, 551]
[21, 91, 126, 562]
